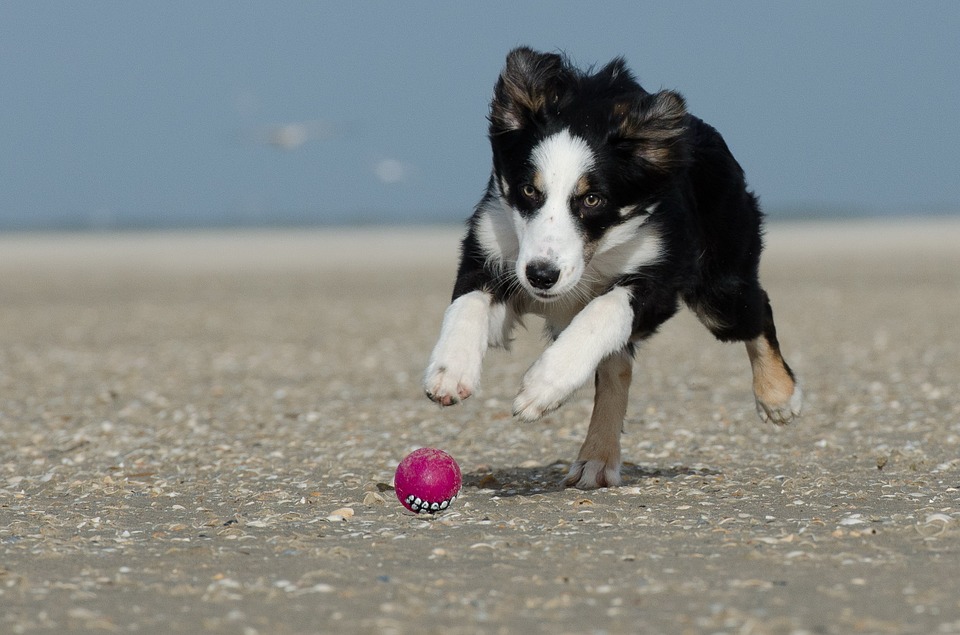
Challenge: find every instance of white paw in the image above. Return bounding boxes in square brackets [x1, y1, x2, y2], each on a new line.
[424, 358, 480, 407]
[424, 291, 490, 407]
[512, 358, 578, 421]
[563, 460, 621, 489]
[756, 384, 803, 425]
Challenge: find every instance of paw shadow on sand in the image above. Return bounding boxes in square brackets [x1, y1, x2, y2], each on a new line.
[463, 461, 721, 497]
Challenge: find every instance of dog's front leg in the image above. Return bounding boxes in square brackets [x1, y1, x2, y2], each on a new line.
[513, 286, 634, 421]
[564, 349, 632, 489]
[424, 290, 493, 406]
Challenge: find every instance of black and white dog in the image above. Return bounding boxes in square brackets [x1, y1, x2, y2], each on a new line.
[424, 48, 801, 489]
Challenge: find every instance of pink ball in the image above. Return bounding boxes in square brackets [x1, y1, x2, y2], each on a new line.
[394, 448, 462, 514]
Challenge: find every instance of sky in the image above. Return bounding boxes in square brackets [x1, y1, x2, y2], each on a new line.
[1, 2, 959, 230]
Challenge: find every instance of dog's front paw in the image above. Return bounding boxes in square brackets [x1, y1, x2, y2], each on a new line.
[424, 360, 479, 407]
[424, 291, 491, 407]
[512, 359, 576, 421]
[563, 460, 621, 489]
[755, 383, 803, 425]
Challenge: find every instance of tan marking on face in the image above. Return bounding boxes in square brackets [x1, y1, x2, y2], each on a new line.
[575, 175, 591, 198]
[532, 171, 544, 194]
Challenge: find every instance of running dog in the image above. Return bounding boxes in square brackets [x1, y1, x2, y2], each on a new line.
[424, 47, 802, 489]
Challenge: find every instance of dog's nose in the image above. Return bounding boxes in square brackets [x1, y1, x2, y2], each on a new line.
[525, 260, 561, 290]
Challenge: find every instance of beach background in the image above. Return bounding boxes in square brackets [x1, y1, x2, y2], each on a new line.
[3, 4, 960, 634]
[2, 220, 960, 634]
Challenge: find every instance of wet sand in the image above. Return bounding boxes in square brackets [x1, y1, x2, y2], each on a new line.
[2, 218, 959, 634]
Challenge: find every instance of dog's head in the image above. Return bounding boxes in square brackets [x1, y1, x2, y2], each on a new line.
[487, 47, 688, 301]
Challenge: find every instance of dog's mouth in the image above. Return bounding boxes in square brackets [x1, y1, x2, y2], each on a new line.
[528, 288, 562, 303]
[518, 273, 577, 304]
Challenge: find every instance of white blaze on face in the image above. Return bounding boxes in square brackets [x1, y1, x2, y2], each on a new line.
[514, 129, 595, 298]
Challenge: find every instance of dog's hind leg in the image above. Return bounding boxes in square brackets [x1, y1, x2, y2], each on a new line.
[745, 292, 802, 424]
[563, 349, 633, 489]
[692, 283, 801, 424]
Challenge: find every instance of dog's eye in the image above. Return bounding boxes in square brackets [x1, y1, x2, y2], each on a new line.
[582, 194, 604, 209]
[520, 184, 539, 200]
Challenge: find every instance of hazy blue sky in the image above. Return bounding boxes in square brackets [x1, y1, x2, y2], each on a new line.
[2, 2, 959, 229]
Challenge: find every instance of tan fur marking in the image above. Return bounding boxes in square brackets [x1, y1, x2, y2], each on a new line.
[575, 175, 591, 198]
[564, 351, 632, 488]
[498, 175, 510, 198]
[497, 73, 546, 125]
[532, 171, 544, 194]
[746, 336, 795, 406]
[618, 90, 688, 173]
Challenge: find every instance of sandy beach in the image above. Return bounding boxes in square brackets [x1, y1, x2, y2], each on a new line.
[2, 218, 959, 634]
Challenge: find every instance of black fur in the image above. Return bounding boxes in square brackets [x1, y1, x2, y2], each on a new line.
[456, 47, 782, 353]
[427, 48, 799, 487]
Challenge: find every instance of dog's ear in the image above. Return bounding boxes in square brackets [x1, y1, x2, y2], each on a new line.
[597, 56, 636, 91]
[613, 90, 688, 173]
[489, 47, 567, 134]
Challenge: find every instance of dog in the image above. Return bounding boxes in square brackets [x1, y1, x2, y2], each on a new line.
[424, 47, 802, 489]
